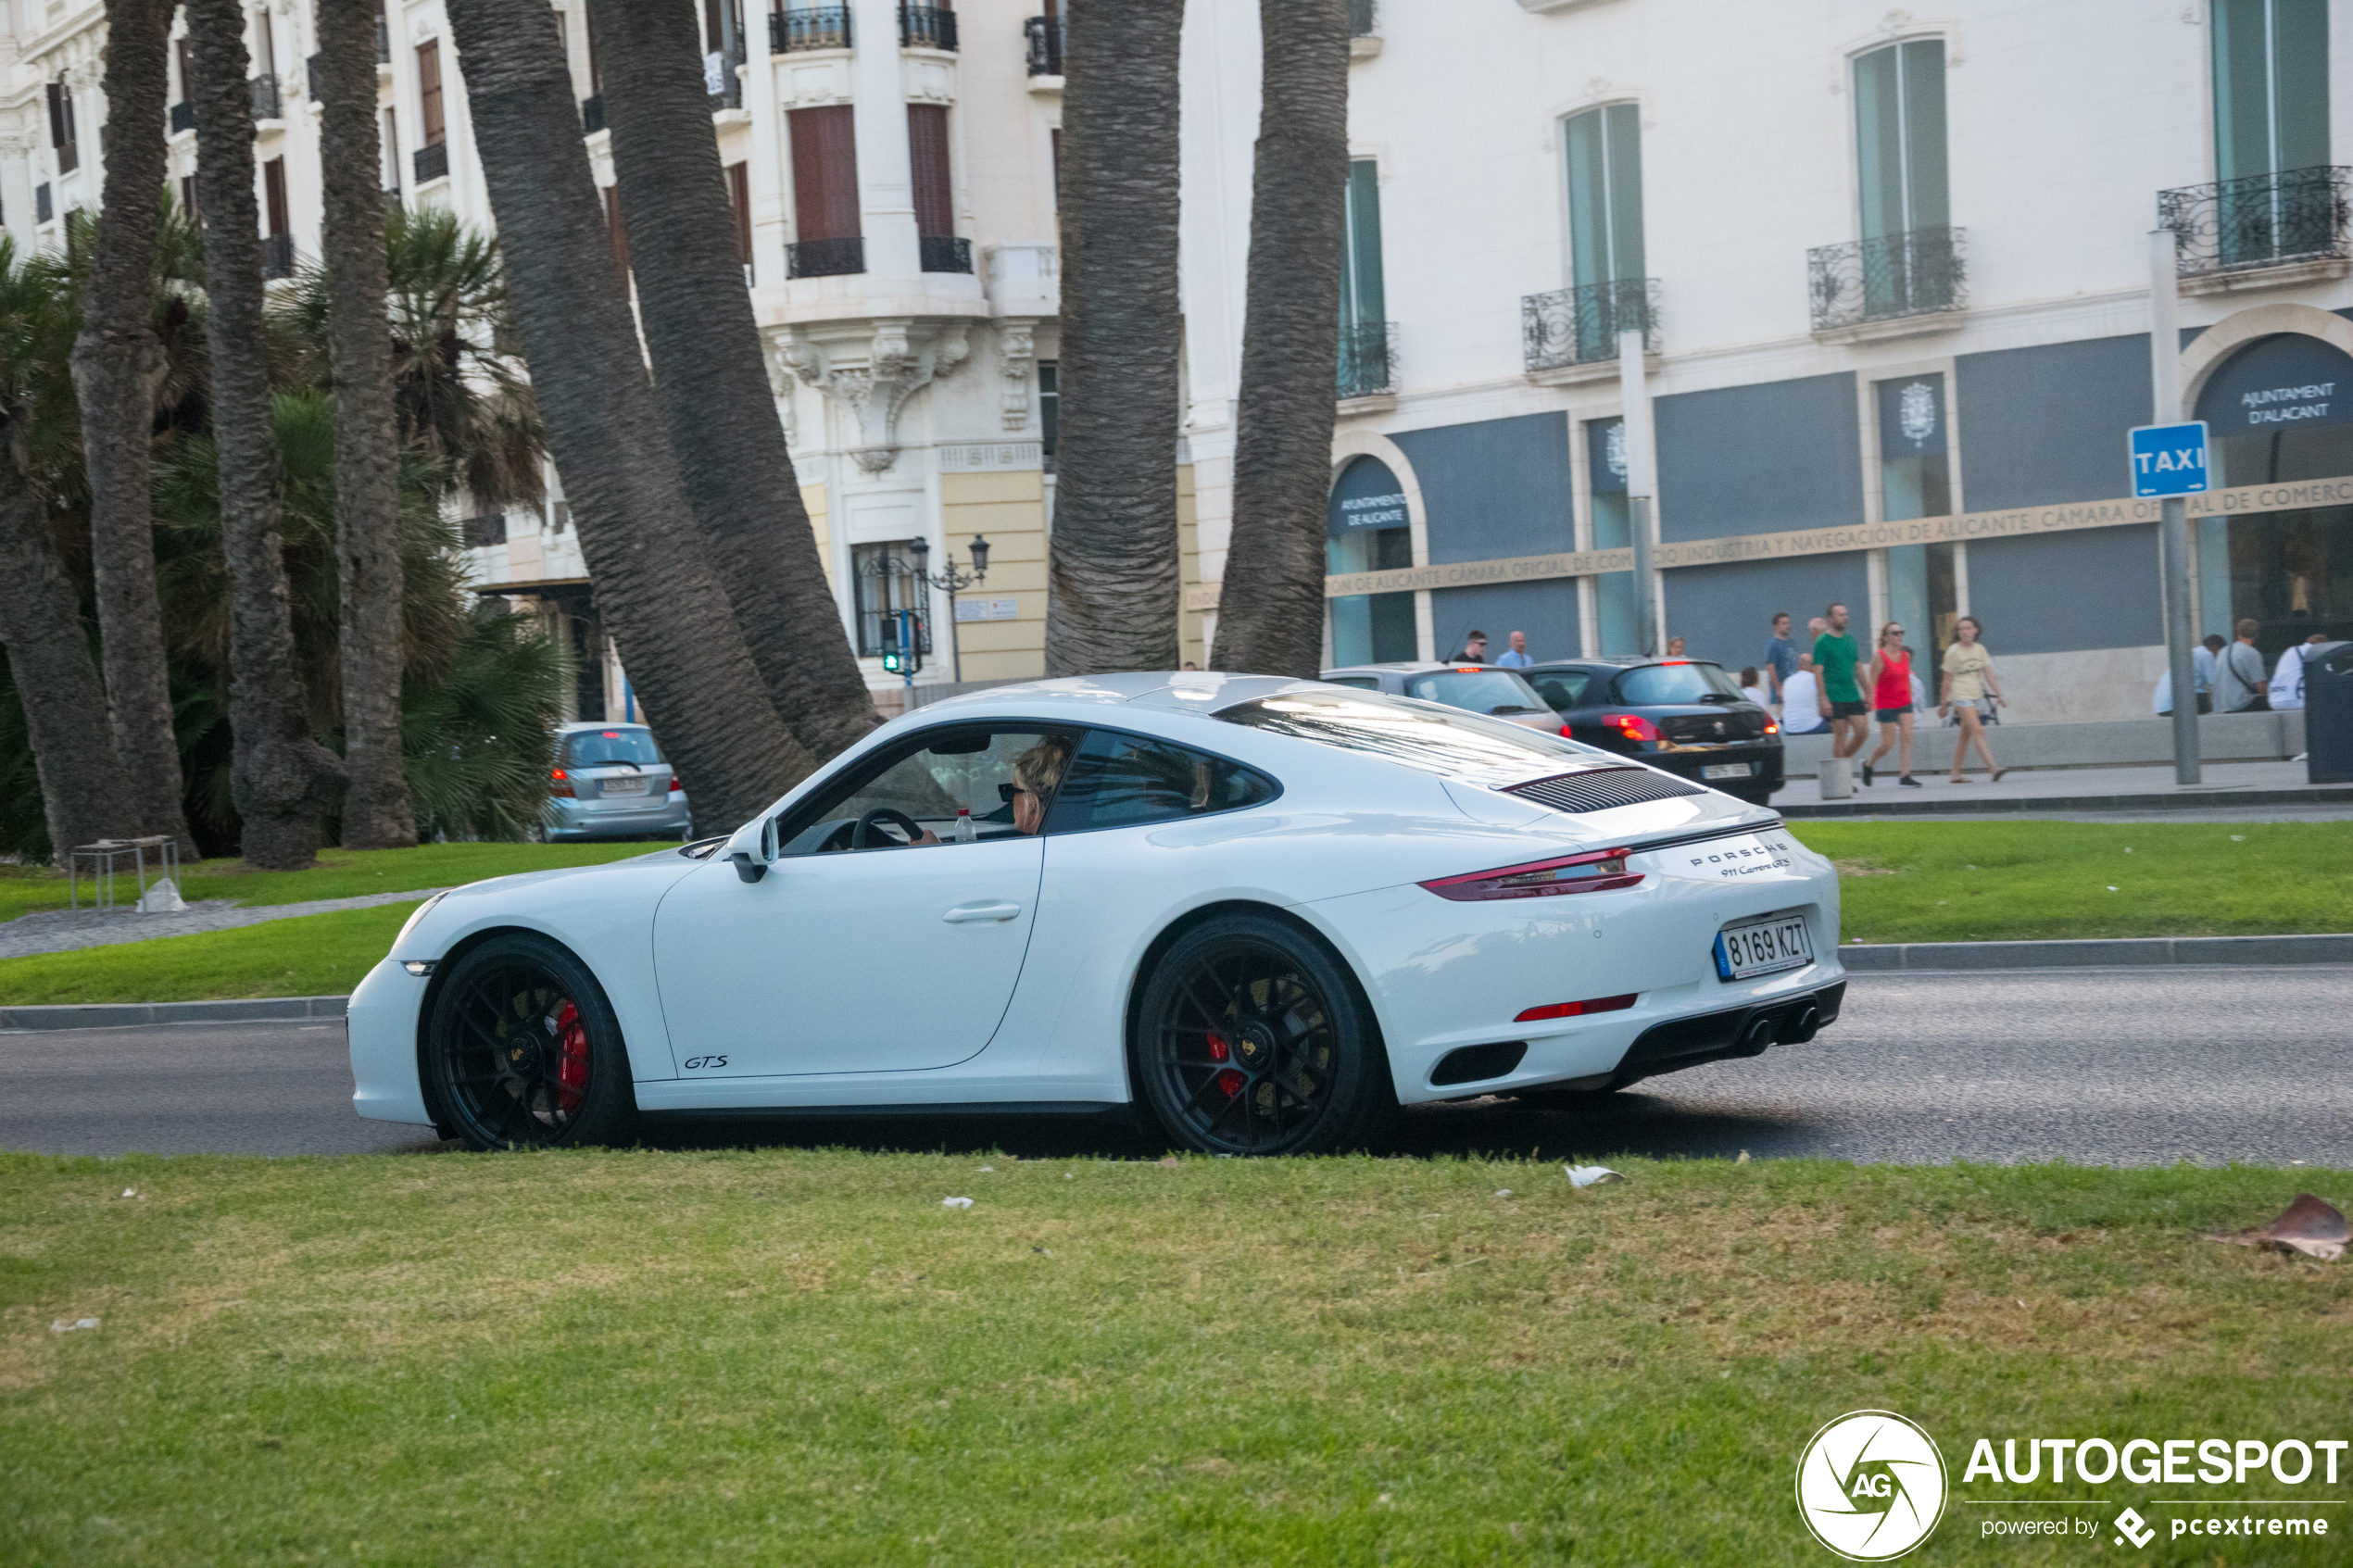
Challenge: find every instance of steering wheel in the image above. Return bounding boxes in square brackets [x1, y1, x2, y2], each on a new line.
[851, 807, 925, 849]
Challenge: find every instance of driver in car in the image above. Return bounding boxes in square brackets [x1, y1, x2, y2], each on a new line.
[911, 735, 1071, 845]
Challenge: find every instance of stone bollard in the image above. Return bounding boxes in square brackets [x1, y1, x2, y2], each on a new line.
[1818, 757, 1854, 800]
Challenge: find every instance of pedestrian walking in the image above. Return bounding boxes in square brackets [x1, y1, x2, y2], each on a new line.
[1760, 612, 1799, 704]
[1812, 603, 1869, 759]
[1496, 631, 1534, 669]
[2268, 632, 2331, 710]
[2218, 619, 2269, 712]
[1861, 621, 1920, 787]
[1452, 630, 1490, 663]
[1739, 666, 1771, 708]
[1780, 667, 1826, 733]
[1937, 615, 2007, 783]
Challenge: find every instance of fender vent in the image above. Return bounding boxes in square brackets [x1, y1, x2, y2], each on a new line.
[1507, 768, 1705, 814]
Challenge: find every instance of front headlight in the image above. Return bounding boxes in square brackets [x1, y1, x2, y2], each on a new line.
[393, 889, 451, 954]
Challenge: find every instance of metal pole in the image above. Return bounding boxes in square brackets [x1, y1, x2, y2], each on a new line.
[2148, 229, 2201, 785]
[1618, 327, 1658, 657]
[945, 582, 962, 684]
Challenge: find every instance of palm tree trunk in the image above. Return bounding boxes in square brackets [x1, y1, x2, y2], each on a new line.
[69, 0, 195, 856]
[316, 0, 416, 849]
[186, 0, 346, 869]
[443, 0, 816, 833]
[1209, 0, 1349, 679]
[0, 459, 145, 859]
[586, 0, 876, 764]
[1044, 0, 1186, 677]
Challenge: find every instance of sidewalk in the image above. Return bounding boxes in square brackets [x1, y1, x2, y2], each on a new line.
[1776, 759, 2353, 818]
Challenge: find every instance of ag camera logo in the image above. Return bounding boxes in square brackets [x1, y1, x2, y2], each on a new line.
[1796, 1411, 1948, 1561]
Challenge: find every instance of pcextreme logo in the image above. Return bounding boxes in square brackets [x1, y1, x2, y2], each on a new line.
[1796, 1411, 1949, 1562]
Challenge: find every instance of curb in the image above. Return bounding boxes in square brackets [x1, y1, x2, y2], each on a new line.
[1838, 933, 2353, 971]
[1781, 784, 2353, 818]
[0, 995, 351, 1032]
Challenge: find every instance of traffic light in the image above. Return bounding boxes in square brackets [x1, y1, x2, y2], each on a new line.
[882, 610, 924, 676]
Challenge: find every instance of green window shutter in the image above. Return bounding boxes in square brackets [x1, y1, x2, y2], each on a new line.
[1899, 40, 1948, 229]
[1566, 104, 1645, 290]
[2272, 0, 2330, 170]
[1854, 40, 1946, 237]
[1341, 159, 1385, 331]
[2213, 0, 2330, 180]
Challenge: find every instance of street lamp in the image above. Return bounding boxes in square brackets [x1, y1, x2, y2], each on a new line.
[909, 534, 989, 684]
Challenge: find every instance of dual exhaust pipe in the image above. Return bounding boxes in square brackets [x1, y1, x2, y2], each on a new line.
[1733, 1001, 1820, 1057]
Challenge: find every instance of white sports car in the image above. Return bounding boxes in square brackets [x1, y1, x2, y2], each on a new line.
[350, 672, 1844, 1155]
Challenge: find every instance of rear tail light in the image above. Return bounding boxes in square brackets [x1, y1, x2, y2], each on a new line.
[1603, 712, 1662, 744]
[1514, 993, 1639, 1023]
[1765, 721, 1780, 734]
[549, 768, 574, 798]
[1419, 846, 1642, 901]
[668, 776, 684, 793]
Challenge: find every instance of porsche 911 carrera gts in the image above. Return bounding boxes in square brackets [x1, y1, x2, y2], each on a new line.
[350, 672, 1844, 1155]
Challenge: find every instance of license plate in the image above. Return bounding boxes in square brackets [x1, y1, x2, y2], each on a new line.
[598, 777, 650, 797]
[1702, 762, 1755, 780]
[1714, 911, 1813, 981]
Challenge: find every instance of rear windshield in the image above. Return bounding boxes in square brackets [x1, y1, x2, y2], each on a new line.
[1399, 670, 1550, 715]
[1615, 662, 1745, 705]
[1215, 690, 1610, 784]
[562, 728, 666, 768]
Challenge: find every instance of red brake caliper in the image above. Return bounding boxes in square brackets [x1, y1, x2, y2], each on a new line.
[1205, 1033, 1242, 1101]
[555, 1000, 589, 1111]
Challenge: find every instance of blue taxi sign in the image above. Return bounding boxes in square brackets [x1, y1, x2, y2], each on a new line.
[2129, 420, 2210, 497]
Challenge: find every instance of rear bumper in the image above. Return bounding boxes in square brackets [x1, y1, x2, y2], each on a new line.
[1644, 743, 1784, 791]
[1609, 981, 1844, 1085]
[546, 797, 693, 841]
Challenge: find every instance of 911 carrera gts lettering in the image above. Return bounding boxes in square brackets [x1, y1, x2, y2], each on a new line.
[682, 1055, 728, 1071]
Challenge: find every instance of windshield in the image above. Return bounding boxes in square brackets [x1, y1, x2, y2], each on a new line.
[1615, 662, 1745, 706]
[1216, 690, 1615, 784]
[1400, 670, 1551, 715]
[562, 728, 665, 768]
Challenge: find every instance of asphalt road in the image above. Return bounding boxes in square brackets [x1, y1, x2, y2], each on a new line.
[4, 967, 2348, 1165]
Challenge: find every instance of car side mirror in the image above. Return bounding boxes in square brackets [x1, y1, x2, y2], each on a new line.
[728, 850, 766, 884]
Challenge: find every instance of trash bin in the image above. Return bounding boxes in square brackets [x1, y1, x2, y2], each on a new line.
[2306, 641, 2353, 785]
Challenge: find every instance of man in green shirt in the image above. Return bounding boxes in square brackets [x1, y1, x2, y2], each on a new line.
[1812, 601, 1868, 759]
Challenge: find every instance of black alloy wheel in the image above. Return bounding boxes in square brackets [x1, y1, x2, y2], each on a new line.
[424, 934, 637, 1151]
[1133, 913, 1395, 1156]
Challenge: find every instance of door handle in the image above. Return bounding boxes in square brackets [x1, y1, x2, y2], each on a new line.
[942, 900, 1023, 924]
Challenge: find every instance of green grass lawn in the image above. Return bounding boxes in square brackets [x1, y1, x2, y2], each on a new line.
[2, 1152, 2345, 1565]
[0, 904, 422, 1005]
[1790, 820, 2353, 945]
[0, 841, 663, 924]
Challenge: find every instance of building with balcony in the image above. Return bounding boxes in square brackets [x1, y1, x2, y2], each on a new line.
[1177, 0, 2353, 725]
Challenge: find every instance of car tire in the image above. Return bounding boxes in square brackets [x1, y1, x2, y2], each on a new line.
[422, 933, 639, 1152]
[1130, 912, 1397, 1156]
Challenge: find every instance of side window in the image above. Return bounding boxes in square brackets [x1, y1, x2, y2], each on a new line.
[774, 728, 1076, 854]
[1530, 671, 1591, 710]
[1050, 731, 1278, 833]
[1324, 675, 1380, 690]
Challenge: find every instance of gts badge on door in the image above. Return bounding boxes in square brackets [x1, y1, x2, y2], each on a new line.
[681, 1055, 730, 1072]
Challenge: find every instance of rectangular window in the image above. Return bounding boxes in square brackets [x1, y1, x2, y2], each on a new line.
[851, 542, 930, 659]
[381, 107, 400, 192]
[1340, 158, 1384, 331]
[46, 82, 77, 175]
[1853, 39, 1947, 239]
[2212, 0, 2330, 182]
[417, 40, 445, 148]
[252, 10, 277, 82]
[179, 174, 198, 223]
[1876, 375, 1960, 659]
[262, 157, 290, 235]
[726, 161, 752, 269]
[602, 184, 628, 273]
[907, 104, 953, 237]
[1038, 361, 1058, 470]
[175, 37, 195, 106]
[1585, 418, 1638, 656]
[788, 105, 861, 242]
[1564, 104, 1643, 291]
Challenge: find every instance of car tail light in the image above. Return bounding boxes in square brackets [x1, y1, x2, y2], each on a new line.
[1514, 993, 1639, 1023]
[668, 776, 684, 793]
[1765, 721, 1780, 734]
[1419, 846, 1642, 901]
[1602, 712, 1662, 744]
[549, 768, 574, 798]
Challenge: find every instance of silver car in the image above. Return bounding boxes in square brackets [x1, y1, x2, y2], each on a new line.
[543, 721, 694, 842]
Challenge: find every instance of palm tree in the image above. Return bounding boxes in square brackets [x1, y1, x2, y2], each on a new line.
[0, 239, 145, 858]
[1209, 0, 1350, 679]
[587, 0, 875, 763]
[186, 0, 346, 868]
[314, 0, 413, 849]
[69, 0, 195, 855]
[1043, 0, 1187, 676]
[442, 0, 815, 833]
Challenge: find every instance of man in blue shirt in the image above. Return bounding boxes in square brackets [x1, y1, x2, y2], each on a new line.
[1760, 611, 1799, 705]
[1495, 630, 1534, 669]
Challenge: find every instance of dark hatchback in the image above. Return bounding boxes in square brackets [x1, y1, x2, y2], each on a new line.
[1521, 658, 1784, 804]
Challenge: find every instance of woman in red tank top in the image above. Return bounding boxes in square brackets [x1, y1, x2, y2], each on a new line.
[1862, 621, 1920, 787]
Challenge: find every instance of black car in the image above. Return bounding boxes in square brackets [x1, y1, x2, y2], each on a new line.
[1521, 658, 1784, 805]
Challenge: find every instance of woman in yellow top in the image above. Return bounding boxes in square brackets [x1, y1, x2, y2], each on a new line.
[1936, 616, 2007, 783]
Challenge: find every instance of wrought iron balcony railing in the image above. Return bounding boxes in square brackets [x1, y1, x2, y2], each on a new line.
[413, 141, 449, 183]
[260, 233, 296, 280]
[920, 235, 973, 274]
[1351, 0, 1377, 36]
[788, 236, 866, 278]
[169, 100, 195, 134]
[773, 6, 852, 52]
[1338, 320, 1399, 401]
[1806, 225, 1965, 332]
[580, 94, 605, 133]
[1522, 278, 1659, 373]
[249, 74, 282, 119]
[900, 5, 958, 49]
[2158, 166, 2351, 278]
[1025, 16, 1063, 75]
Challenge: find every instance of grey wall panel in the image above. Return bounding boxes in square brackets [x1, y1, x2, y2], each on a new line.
[1390, 414, 1576, 565]
[1662, 555, 1870, 671]
[1961, 526, 2161, 655]
[1955, 335, 2153, 509]
[1654, 372, 1863, 542]
[1430, 581, 1579, 665]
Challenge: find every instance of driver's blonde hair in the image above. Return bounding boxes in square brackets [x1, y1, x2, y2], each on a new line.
[1014, 735, 1072, 797]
